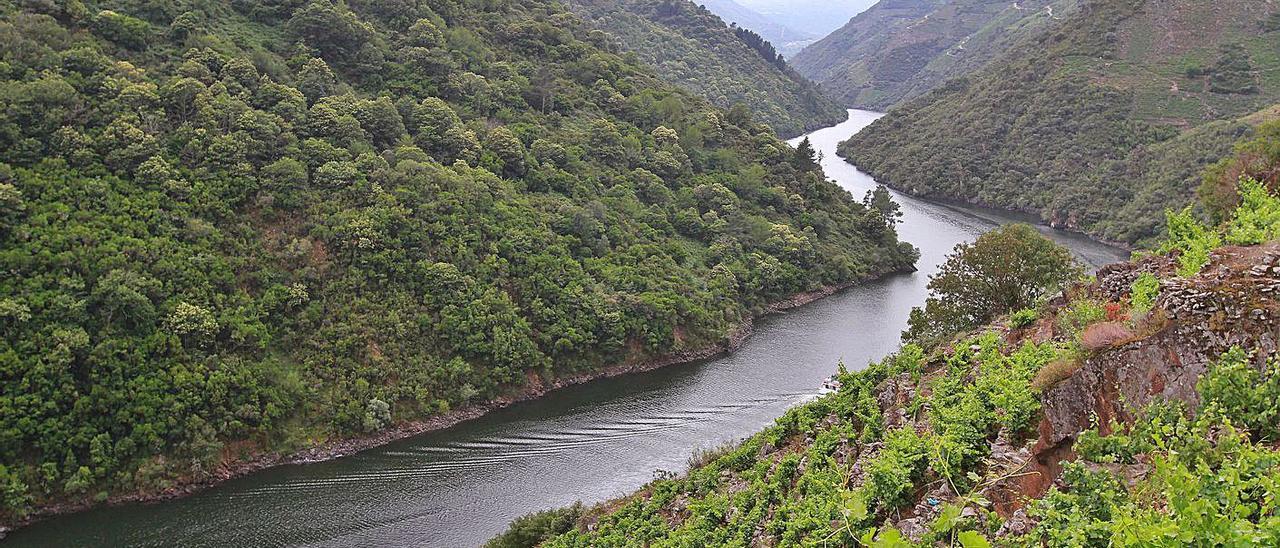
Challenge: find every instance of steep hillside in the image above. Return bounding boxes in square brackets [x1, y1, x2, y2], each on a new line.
[843, 0, 1280, 245]
[565, 0, 847, 137]
[494, 130, 1280, 546]
[792, 0, 1079, 110]
[698, 0, 817, 57]
[0, 0, 917, 523]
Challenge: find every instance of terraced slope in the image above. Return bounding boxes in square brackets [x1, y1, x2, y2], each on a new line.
[843, 0, 1280, 245]
[792, 0, 1079, 110]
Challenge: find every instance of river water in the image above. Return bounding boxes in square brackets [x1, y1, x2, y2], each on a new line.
[5, 110, 1127, 548]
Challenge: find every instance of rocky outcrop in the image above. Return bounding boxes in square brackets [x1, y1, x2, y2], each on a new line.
[1030, 243, 1280, 502]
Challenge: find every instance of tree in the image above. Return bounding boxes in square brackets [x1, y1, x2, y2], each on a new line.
[296, 57, 338, 102]
[362, 399, 392, 432]
[485, 126, 526, 177]
[864, 185, 902, 228]
[0, 182, 24, 233]
[904, 224, 1081, 343]
[792, 137, 819, 171]
[91, 10, 150, 50]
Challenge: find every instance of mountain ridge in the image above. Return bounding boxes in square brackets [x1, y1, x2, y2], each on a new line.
[565, 0, 847, 137]
[792, 0, 1081, 110]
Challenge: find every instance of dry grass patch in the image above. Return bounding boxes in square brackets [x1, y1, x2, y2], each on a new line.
[1032, 357, 1083, 392]
[1080, 322, 1135, 352]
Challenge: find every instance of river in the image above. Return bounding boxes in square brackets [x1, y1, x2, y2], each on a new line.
[4, 110, 1128, 548]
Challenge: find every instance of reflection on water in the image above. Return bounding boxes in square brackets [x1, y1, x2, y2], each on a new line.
[6, 110, 1128, 548]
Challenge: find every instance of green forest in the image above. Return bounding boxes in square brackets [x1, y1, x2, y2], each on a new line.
[564, 0, 846, 138]
[0, 0, 917, 520]
[842, 0, 1280, 247]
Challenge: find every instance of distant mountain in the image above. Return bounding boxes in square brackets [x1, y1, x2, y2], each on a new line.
[699, 0, 818, 57]
[566, 0, 847, 137]
[737, 0, 881, 37]
[842, 0, 1280, 245]
[792, 0, 1078, 110]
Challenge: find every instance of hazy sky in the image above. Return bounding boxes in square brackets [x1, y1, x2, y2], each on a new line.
[732, 0, 879, 36]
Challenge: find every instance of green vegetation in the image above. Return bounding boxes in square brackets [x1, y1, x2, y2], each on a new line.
[533, 333, 1062, 547]
[1029, 401, 1280, 546]
[504, 142, 1280, 547]
[843, 0, 1280, 246]
[1128, 272, 1159, 314]
[564, 0, 846, 137]
[485, 503, 584, 548]
[0, 0, 917, 521]
[792, 0, 1078, 110]
[1200, 118, 1280, 220]
[904, 224, 1080, 345]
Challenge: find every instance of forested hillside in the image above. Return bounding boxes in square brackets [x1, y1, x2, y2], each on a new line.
[0, 0, 917, 521]
[791, 0, 1077, 110]
[494, 120, 1280, 547]
[843, 0, 1280, 245]
[564, 0, 847, 137]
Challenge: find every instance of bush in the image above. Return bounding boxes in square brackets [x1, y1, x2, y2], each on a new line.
[1009, 308, 1039, 329]
[486, 503, 584, 548]
[1159, 208, 1221, 277]
[1056, 299, 1106, 337]
[1225, 177, 1280, 245]
[864, 427, 929, 510]
[1198, 347, 1280, 441]
[1129, 272, 1160, 314]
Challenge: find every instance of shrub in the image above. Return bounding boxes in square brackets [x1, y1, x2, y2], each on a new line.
[1198, 347, 1280, 441]
[1129, 272, 1160, 314]
[1057, 299, 1106, 336]
[485, 503, 584, 548]
[864, 427, 929, 510]
[1225, 177, 1280, 245]
[1009, 308, 1039, 329]
[1158, 208, 1221, 277]
[1079, 322, 1133, 352]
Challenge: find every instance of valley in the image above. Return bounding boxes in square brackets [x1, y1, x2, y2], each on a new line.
[1, 112, 1125, 547]
[3, 0, 1280, 546]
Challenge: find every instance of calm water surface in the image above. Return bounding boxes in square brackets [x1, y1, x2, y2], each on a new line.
[6, 110, 1127, 548]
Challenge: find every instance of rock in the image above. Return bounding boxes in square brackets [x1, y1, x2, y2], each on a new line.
[895, 517, 928, 541]
[996, 509, 1033, 537]
[758, 441, 776, 458]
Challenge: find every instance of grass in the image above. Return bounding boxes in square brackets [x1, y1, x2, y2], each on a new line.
[1032, 356, 1083, 392]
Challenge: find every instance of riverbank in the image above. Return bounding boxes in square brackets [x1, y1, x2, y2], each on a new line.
[2, 263, 914, 537]
[844, 158, 1139, 251]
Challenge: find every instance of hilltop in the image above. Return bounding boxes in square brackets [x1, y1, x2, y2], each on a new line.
[842, 0, 1280, 245]
[0, 0, 915, 525]
[565, 0, 847, 137]
[791, 0, 1078, 110]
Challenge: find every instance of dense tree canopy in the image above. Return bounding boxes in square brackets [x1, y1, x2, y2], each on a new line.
[0, 0, 916, 520]
[904, 224, 1081, 345]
